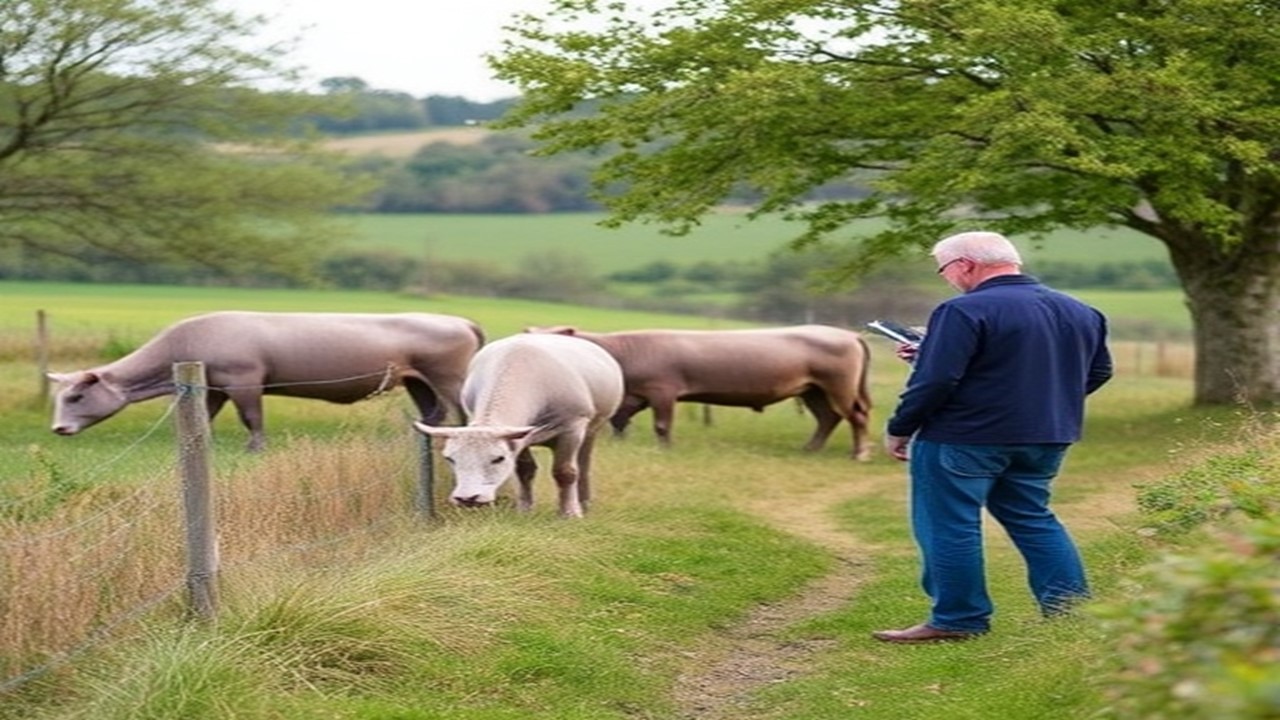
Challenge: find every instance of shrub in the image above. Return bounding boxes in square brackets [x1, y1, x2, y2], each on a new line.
[1094, 521, 1280, 719]
[1096, 430, 1280, 719]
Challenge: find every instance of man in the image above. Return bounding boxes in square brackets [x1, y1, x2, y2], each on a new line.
[874, 231, 1113, 644]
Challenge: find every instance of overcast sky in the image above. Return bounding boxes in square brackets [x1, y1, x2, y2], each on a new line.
[217, 0, 558, 101]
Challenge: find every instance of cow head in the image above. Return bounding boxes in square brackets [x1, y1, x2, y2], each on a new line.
[48, 371, 129, 436]
[413, 422, 539, 506]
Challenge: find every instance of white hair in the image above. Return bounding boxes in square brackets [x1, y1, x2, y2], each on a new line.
[933, 231, 1022, 266]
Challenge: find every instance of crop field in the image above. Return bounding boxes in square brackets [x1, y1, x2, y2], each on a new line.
[337, 212, 1170, 276]
[322, 127, 494, 157]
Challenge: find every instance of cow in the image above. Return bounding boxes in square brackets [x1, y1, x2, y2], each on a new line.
[413, 333, 624, 518]
[48, 311, 484, 452]
[526, 324, 874, 460]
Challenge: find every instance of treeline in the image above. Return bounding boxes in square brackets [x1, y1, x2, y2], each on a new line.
[305, 77, 518, 133]
[350, 134, 604, 213]
[342, 133, 873, 214]
[306, 80, 870, 213]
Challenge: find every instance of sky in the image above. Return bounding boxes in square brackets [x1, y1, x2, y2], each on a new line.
[217, 0, 557, 102]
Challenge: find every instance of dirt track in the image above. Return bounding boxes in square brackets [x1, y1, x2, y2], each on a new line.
[670, 478, 888, 719]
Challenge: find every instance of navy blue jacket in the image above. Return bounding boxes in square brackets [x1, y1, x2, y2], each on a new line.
[886, 275, 1113, 444]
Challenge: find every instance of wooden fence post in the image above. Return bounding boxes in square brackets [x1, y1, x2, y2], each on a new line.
[35, 310, 49, 402]
[415, 433, 436, 519]
[173, 361, 219, 621]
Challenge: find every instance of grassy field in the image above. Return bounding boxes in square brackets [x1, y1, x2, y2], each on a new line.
[0, 282, 1225, 720]
[0, 282, 756, 361]
[337, 212, 1170, 276]
[0, 280, 1193, 370]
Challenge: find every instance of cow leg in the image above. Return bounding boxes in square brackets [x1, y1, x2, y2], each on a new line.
[806, 385, 873, 461]
[227, 391, 267, 452]
[575, 432, 598, 513]
[609, 396, 649, 438]
[515, 449, 538, 512]
[550, 432, 586, 518]
[799, 388, 842, 452]
[649, 393, 679, 447]
[403, 378, 449, 425]
[205, 391, 230, 421]
[849, 401, 872, 462]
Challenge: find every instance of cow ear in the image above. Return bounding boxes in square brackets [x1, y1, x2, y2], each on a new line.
[46, 371, 73, 385]
[81, 372, 101, 386]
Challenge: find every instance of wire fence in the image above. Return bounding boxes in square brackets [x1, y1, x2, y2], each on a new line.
[1, 368, 435, 695]
[1109, 340, 1195, 379]
[0, 334, 1196, 694]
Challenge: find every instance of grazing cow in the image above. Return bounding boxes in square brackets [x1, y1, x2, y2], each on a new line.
[48, 311, 484, 451]
[413, 333, 624, 518]
[527, 324, 874, 460]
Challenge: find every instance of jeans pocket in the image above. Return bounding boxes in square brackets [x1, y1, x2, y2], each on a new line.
[937, 444, 1008, 479]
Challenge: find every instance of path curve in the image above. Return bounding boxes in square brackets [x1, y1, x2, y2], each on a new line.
[669, 479, 888, 719]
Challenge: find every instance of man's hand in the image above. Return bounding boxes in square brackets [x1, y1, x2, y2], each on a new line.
[885, 434, 911, 462]
[895, 342, 918, 364]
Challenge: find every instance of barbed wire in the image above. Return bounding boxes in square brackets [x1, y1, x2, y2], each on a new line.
[0, 405, 180, 547]
[198, 364, 400, 395]
[2, 364, 437, 698]
[0, 582, 183, 695]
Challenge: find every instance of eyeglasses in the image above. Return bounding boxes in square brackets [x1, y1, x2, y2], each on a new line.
[936, 257, 966, 274]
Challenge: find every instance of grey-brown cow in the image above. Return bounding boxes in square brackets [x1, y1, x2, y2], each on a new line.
[48, 311, 484, 451]
[527, 324, 874, 460]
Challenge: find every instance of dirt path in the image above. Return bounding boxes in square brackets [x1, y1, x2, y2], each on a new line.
[669, 478, 888, 720]
[666, 461, 1139, 719]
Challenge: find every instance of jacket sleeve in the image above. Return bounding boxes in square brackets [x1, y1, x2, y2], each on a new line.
[885, 304, 979, 437]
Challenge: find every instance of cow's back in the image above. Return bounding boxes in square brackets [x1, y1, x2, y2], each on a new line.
[152, 312, 476, 380]
[463, 334, 624, 427]
[598, 325, 862, 386]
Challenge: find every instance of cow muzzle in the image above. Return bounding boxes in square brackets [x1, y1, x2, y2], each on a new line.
[450, 494, 493, 508]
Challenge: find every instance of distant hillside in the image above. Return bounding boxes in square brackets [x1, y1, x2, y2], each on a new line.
[322, 127, 494, 157]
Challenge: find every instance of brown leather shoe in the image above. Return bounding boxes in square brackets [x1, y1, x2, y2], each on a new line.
[872, 623, 984, 644]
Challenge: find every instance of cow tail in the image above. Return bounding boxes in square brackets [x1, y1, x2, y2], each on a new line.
[468, 320, 487, 350]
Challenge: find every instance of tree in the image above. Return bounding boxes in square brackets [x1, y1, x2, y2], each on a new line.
[0, 0, 373, 279]
[312, 78, 429, 133]
[492, 0, 1280, 405]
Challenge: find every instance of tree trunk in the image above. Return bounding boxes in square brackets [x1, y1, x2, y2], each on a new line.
[1170, 232, 1280, 406]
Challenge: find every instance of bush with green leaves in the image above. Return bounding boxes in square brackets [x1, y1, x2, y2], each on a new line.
[1096, 432, 1280, 719]
[1095, 521, 1280, 719]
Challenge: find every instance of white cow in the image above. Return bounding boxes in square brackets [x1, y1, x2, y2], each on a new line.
[413, 333, 624, 518]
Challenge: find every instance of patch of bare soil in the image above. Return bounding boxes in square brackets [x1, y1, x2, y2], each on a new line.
[322, 127, 492, 157]
[669, 479, 887, 720]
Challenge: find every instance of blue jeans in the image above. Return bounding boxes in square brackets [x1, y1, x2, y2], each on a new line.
[908, 439, 1089, 632]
